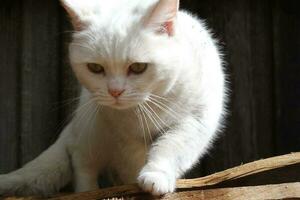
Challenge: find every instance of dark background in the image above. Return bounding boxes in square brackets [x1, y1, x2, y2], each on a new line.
[0, 0, 299, 184]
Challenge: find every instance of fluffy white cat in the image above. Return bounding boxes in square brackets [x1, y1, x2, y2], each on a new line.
[0, 0, 226, 197]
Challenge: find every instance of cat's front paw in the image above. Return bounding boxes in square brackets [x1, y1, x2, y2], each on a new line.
[137, 168, 175, 196]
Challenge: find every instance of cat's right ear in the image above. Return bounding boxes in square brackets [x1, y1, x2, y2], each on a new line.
[60, 0, 89, 31]
[145, 0, 179, 36]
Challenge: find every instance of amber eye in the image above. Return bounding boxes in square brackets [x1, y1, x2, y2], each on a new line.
[128, 63, 148, 75]
[87, 63, 105, 74]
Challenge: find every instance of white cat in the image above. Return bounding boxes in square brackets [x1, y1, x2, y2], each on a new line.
[0, 0, 226, 197]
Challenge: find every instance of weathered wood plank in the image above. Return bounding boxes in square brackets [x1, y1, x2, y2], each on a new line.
[247, 0, 274, 158]
[49, 152, 300, 200]
[0, 1, 22, 173]
[160, 182, 300, 200]
[219, 163, 300, 188]
[273, 0, 300, 154]
[2, 152, 300, 199]
[177, 152, 300, 188]
[4, 182, 300, 200]
[20, 0, 61, 164]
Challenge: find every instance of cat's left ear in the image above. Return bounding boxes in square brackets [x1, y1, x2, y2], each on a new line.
[145, 0, 179, 36]
[60, 0, 94, 31]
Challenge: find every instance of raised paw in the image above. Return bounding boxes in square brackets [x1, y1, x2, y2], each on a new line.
[137, 169, 175, 196]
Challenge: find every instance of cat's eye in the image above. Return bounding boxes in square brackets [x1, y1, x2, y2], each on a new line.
[128, 63, 148, 75]
[87, 63, 105, 74]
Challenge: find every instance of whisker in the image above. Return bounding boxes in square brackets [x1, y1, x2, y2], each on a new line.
[144, 102, 170, 130]
[147, 97, 181, 120]
[149, 93, 183, 111]
[140, 104, 165, 136]
[138, 105, 153, 142]
[135, 108, 148, 152]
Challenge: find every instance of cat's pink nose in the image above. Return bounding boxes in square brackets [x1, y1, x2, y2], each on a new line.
[108, 89, 125, 98]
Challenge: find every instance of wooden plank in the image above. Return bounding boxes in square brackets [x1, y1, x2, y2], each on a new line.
[2, 152, 300, 199]
[219, 163, 300, 188]
[7, 182, 300, 200]
[247, 0, 274, 158]
[0, 0, 22, 173]
[273, 0, 300, 154]
[20, 0, 61, 164]
[6, 182, 300, 200]
[49, 152, 300, 199]
[177, 152, 300, 188]
[159, 182, 300, 200]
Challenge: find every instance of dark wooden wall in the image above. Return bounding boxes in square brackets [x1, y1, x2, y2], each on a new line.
[0, 0, 299, 183]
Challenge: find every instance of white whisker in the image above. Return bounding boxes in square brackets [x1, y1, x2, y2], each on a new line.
[148, 97, 181, 120]
[144, 102, 170, 130]
[140, 104, 165, 136]
[139, 105, 153, 142]
[135, 108, 148, 152]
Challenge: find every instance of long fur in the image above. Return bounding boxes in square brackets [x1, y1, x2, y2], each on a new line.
[0, 0, 226, 196]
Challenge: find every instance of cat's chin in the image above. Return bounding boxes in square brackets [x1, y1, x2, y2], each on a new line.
[105, 101, 138, 110]
[110, 104, 133, 110]
[97, 97, 147, 110]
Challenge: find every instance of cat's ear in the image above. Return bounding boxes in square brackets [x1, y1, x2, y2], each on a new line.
[60, 0, 92, 31]
[145, 0, 179, 36]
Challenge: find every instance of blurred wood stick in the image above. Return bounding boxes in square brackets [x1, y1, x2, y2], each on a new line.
[3, 152, 300, 200]
[176, 152, 300, 188]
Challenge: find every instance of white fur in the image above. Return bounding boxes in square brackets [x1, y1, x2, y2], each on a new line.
[0, 0, 226, 197]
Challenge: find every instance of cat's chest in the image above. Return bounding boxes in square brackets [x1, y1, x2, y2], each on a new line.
[98, 108, 170, 141]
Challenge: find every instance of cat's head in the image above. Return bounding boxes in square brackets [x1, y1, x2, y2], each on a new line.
[61, 0, 181, 110]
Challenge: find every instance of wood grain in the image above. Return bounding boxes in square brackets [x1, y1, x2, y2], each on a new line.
[177, 152, 300, 188]
[273, 0, 300, 155]
[4, 183, 300, 200]
[2, 152, 300, 199]
[49, 152, 300, 199]
[160, 182, 300, 200]
[49, 182, 300, 200]
[20, 0, 61, 164]
[0, 0, 22, 173]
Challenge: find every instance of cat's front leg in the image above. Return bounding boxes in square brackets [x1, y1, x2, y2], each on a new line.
[70, 131, 108, 193]
[0, 139, 72, 197]
[71, 151, 101, 193]
[73, 167, 99, 192]
[138, 116, 217, 196]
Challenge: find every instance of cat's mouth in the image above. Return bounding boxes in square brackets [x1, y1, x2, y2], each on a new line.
[109, 99, 138, 110]
[110, 102, 133, 110]
[96, 98, 139, 110]
[96, 95, 147, 110]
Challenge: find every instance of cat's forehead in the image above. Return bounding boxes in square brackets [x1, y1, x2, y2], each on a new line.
[84, 5, 153, 57]
[70, 0, 159, 64]
[76, 0, 158, 43]
[97, 3, 151, 34]
[96, 0, 154, 24]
